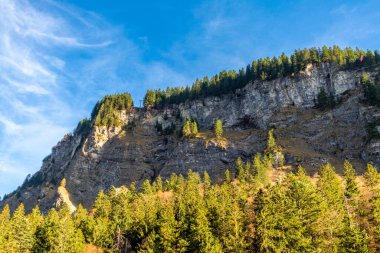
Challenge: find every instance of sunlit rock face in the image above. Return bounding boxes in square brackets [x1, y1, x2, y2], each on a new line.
[1, 64, 379, 212]
[177, 63, 360, 129]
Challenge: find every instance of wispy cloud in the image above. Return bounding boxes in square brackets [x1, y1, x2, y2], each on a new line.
[0, 0, 191, 196]
[0, 0, 134, 196]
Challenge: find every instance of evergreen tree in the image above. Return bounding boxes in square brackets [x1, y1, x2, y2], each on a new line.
[28, 206, 44, 247]
[214, 119, 223, 139]
[182, 119, 198, 139]
[9, 203, 34, 252]
[317, 87, 328, 107]
[33, 205, 85, 253]
[370, 190, 380, 244]
[0, 205, 11, 253]
[182, 119, 192, 138]
[235, 157, 245, 179]
[339, 216, 369, 253]
[264, 128, 283, 167]
[191, 121, 198, 138]
[255, 175, 325, 252]
[144, 90, 157, 108]
[317, 163, 345, 252]
[343, 160, 359, 198]
[253, 153, 270, 187]
[364, 164, 379, 195]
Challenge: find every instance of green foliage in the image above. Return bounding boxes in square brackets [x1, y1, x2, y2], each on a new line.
[339, 217, 369, 253]
[317, 163, 345, 252]
[316, 87, 336, 109]
[318, 163, 344, 206]
[92, 93, 133, 127]
[182, 119, 198, 138]
[144, 90, 157, 108]
[255, 174, 325, 252]
[362, 72, 380, 106]
[3, 161, 380, 252]
[264, 128, 283, 167]
[214, 119, 223, 139]
[364, 164, 379, 194]
[144, 46, 380, 108]
[32, 204, 84, 253]
[343, 160, 359, 198]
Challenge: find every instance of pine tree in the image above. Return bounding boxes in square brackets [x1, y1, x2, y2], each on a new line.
[264, 128, 283, 167]
[317, 163, 345, 252]
[253, 153, 270, 187]
[255, 175, 324, 252]
[191, 121, 198, 138]
[370, 190, 380, 244]
[364, 164, 379, 195]
[224, 169, 231, 183]
[366, 164, 379, 184]
[214, 119, 223, 139]
[203, 171, 211, 191]
[265, 128, 277, 155]
[235, 157, 245, 179]
[144, 90, 157, 108]
[318, 163, 344, 206]
[0, 205, 11, 253]
[33, 205, 85, 253]
[28, 205, 44, 248]
[339, 216, 369, 252]
[9, 203, 34, 252]
[317, 87, 329, 109]
[142, 179, 153, 194]
[182, 119, 192, 138]
[155, 199, 187, 252]
[343, 160, 359, 198]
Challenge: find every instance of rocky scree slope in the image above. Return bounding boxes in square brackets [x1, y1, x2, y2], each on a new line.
[1, 63, 380, 212]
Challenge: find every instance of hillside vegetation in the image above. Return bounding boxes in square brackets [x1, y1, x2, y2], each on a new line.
[1, 134, 380, 253]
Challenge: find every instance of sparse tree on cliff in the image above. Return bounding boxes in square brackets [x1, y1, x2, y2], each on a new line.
[214, 119, 223, 139]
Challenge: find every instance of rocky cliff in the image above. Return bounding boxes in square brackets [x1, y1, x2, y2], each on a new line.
[2, 63, 380, 212]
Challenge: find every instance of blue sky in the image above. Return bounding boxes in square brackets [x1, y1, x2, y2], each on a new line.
[0, 0, 379, 197]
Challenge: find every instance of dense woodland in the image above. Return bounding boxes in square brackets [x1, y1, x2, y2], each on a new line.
[144, 46, 380, 108]
[1, 133, 380, 253]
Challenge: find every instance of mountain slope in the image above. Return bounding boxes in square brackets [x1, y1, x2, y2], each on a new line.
[1, 62, 380, 212]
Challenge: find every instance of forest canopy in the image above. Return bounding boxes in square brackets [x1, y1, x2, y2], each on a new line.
[1, 159, 379, 252]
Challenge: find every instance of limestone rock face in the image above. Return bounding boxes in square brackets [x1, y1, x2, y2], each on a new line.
[177, 63, 361, 129]
[1, 64, 380, 212]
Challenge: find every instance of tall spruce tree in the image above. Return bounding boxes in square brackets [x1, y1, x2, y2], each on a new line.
[364, 164, 379, 195]
[343, 160, 359, 198]
[9, 204, 34, 252]
[317, 163, 345, 252]
[0, 205, 11, 253]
